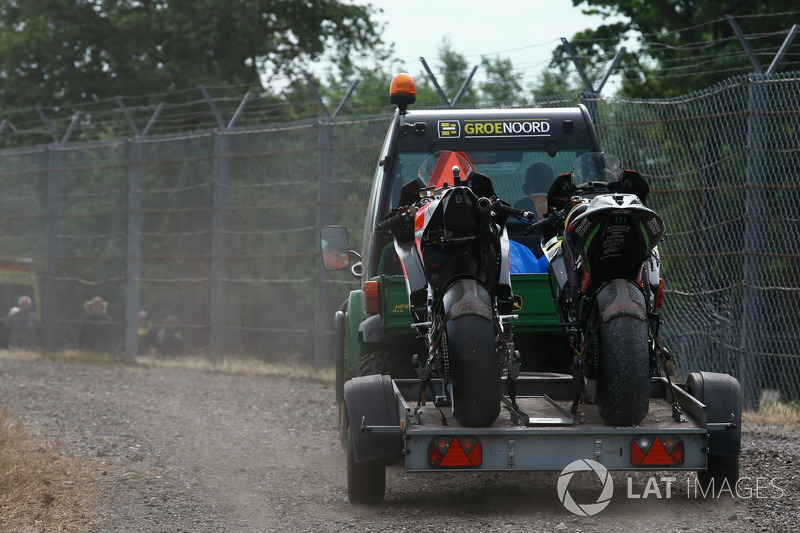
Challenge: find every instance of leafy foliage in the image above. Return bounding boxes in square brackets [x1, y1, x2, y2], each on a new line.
[0, 0, 384, 108]
[554, 0, 800, 98]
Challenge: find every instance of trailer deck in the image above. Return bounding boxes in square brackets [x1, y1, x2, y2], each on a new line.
[384, 375, 710, 472]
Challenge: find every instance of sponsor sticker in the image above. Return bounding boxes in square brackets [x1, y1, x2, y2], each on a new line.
[437, 120, 461, 138]
[437, 119, 551, 138]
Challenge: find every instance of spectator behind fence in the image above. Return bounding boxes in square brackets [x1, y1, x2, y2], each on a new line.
[77, 296, 112, 353]
[157, 314, 184, 356]
[138, 310, 158, 356]
[4, 295, 41, 350]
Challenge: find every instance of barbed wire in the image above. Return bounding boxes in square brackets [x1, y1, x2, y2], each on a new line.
[0, 12, 796, 145]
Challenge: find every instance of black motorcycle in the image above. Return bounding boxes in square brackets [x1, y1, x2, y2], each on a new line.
[376, 151, 534, 427]
[533, 153, 667, 426]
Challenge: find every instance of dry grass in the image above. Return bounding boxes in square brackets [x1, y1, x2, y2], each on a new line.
[0, 409, 97, 532]
[0, 349, 336, 382]
[743, 392, 800, 430]
[132, 351, 336, 382]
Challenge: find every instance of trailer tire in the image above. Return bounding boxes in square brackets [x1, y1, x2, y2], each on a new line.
[597, 315, 650, 426]
[447, 314, 500, 427]
[346, 430, 385, 505]
[697, 455, 739, 490]
[686, 371, 742, 488]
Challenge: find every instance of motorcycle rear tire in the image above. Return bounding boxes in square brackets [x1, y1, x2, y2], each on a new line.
[447, 314, 501, 427]
[597, 315, 650, 426]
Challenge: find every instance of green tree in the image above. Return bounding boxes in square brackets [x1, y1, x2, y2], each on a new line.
[0, 0, 384, 108]
[478, 56, 525, 107]
[555, 0, 800, 98]
[528, 68, 579, 101]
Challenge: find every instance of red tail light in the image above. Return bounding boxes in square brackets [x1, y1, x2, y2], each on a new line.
[364, 280, 380, 314]
[429, 436, 482, 468]
[631, 435, 684, 466]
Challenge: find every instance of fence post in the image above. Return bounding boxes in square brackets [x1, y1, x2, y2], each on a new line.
[738, 73, 766, 410]
[124, 140, 144, 360]
[419, 57, 479, 108]
[121, 100, 164, 360]
[38, 108, 80, 352]
[728, 16, 798, 409]
[208, 91, 250, 358]
[210, 130, 230, 358]
[560, 38, 624, 123]
[305, 73, 359, 368]
[43, 146, 62, 352]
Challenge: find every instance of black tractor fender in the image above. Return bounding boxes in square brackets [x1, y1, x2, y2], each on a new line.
[686, 371, 742, 457]
[343, 374, 403, 462]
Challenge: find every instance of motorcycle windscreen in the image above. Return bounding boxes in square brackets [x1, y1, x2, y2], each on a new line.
[425, 151, 474, 189]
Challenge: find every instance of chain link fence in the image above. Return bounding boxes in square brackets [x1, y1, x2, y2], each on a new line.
[0, 73, 797, 409]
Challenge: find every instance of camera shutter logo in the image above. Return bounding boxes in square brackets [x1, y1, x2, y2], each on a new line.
[557, 459, 614, 516]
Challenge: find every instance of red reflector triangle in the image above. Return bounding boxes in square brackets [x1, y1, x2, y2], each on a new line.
[631, 442, 645, 465]
[642, 437, 673, 465]
[467, 442, 482, 466]
[440, 438, 470, 466]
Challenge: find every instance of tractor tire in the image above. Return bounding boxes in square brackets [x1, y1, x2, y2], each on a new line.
[597, 315, 650, 426]
[357, 350, 415, 378]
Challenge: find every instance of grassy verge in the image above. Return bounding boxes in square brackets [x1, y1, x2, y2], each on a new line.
[0, 409, 96, 532]
[743, 394, 800, 431]
[0, 349, 336, 382]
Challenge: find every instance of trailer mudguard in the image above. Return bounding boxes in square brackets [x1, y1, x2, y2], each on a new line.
[686, 371, 742, 457]
[343, 374, 403, 462]
[596, 278, 647, 322]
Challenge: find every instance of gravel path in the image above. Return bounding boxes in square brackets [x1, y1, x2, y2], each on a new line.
[0, 355, 797, 532]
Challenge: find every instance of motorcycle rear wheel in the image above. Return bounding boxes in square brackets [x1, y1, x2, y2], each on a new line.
[447, 314, 501, 427]
[597, 315, 650, 426]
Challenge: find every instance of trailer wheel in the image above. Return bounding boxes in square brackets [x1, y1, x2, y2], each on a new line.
[686, 371, 742, 489]
[597, 315, 650, 426]
[447, 314, 500, 427]
[697, 455, 739, 489]
[346, 430, 385, 505]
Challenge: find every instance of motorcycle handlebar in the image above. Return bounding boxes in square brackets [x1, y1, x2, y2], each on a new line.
[375, 212, 404, 233]
[492, 200, 535, 222]
[525, 210, 566, 234]
[376, 207, 416, 234]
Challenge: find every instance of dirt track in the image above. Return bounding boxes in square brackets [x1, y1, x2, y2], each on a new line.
[0, 354, 796, 532]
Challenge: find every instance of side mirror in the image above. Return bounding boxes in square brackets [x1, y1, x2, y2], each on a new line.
[321, 226, 350, 271]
